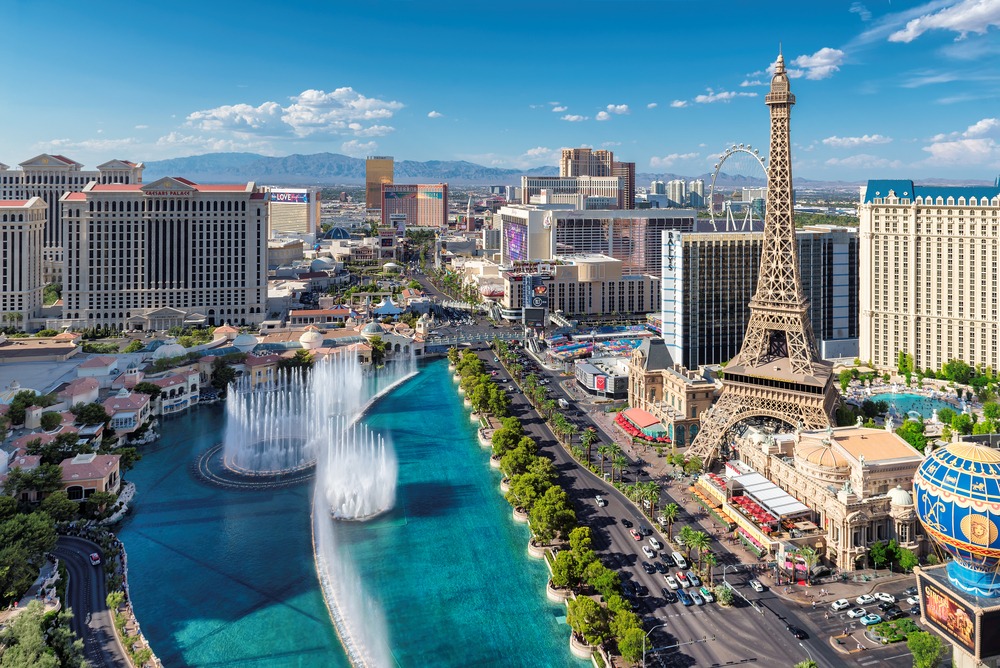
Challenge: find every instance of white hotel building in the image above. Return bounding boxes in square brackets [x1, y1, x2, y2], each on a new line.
[59, 177, 268, 331]
[859, 180, 1000, 373]
[0, 197, 46, 324]
[0, 155, 143, 281]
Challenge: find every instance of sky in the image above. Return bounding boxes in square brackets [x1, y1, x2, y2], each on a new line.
[2, 0, 1000, 182]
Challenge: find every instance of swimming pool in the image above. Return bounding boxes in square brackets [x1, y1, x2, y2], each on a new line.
[870, 392, 959, 419]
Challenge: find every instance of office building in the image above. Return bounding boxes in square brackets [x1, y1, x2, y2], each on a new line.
[381, 183, 447, 230]
[0, 155, 143, 281]
[365, 155, 393, 210]
[661, 225, 859, 369]
[59, 177, 268, 330]
[498, 205, 696, 274]
[0, 197, 46, 324]
[859, 180, 1000, 373]
[265, 187, 320, 236]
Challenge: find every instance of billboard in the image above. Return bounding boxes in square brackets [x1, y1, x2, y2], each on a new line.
[523, 307, 546, 327]
[270, 190, 309, 204]
[921, 581, 976, 655]
[526, 275, 549, 309]
[595, 375, 607, 392]
[980, 607, 1000, 658]
[390, 213, 406, 237]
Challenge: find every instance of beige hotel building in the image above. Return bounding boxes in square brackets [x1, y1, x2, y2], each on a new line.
[0, 198, 46, 324]
[59, 177, 268, 331]
[859, 180, 1000, 373]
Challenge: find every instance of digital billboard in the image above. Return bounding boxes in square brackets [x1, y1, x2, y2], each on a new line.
[979, 607, 1000, 658]
[523, 307, 546, 327]
[595, 375, 607, 392]
[505, 225, 526, 262]
[921, 581, 976, 655]
[526, 275, 549, 309]
[270, 190, 309, 204]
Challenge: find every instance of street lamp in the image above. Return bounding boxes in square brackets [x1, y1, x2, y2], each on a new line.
[642, 622, 669, 668]
[798, 641, 815, 664]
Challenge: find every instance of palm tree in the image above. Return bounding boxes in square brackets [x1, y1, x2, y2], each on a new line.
[798, 546, 820, 585]
[613, 455, 628, 483]
[643, 481, 662, 516]
[701, 551, 718, 584]
[581, 427, 598, 465]
[597, 445, 613, 477]
[687, 531, 711, 573]
[564, 422, 580, 448]
[661, 502, 680, 540]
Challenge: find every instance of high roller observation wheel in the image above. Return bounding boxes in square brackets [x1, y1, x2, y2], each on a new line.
[708, 144, 768, 231]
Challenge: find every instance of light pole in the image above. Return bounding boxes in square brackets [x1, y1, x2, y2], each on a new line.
[798, 641, 815, 665]
[642, 622, 669, 668]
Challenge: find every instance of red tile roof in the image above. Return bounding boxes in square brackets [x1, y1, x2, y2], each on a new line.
[79, 355, 119, 369]
[59, 377, 99, 396]
[103, 392, 150, 412]
[244, 354, 283, 367]
[0, 200, 30, 207]
[60, 453, 120, 483]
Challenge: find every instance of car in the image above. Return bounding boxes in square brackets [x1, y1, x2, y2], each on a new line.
[621, 518, 633, 528]
[660, 588, 677, 604]
[749, 579, 765, 592]
[635, 584, 649, 598]
[654, 561, 668, 574]
[903, 586, 918, 597]
[671, 552, 689, 569]
[664, 575, 680, 590]
[860, 613, 883, 626]
[677, 590, 694, 606]
[905, 596, 920, 606]
[878, 601, 897, 612]
[884, 608, 905, 621]
[89, 552, 101, 566]
[638, 525, 651, 536]
[874, 592, 897, 604]
[830, 598, 852, 611]
[909, 605, 921, 615]
[686, 572, 701, 588]
[848, 607, 868, 619]
[642, 561, 656, 575]
[674, 535, 686, 547]
[699, 586, 715, 603]
[630, 529, 643, 541]
[622, 580, 636, 596]
[595, 495, 607, 507]
[493, 357, 499, 362]
[856, 594, 877, 605]
[675, 572, 690, 587]
[785, 624, 807, 639]
[642, 545, 656, 559]
[690, 591, 705, 606]
[648, 537, 662, 551]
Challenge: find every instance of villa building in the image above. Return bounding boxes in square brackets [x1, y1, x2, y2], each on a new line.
[103, 389, 151, 437]
[59, 453, 121, 501]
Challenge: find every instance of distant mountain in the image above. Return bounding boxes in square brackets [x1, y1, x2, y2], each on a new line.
[144, 152, 558, 185]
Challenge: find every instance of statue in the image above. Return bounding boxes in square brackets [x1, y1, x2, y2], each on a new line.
[859, 454, 866, 468]
[842, 480, 853, 495]
[855, 415, 863, 428]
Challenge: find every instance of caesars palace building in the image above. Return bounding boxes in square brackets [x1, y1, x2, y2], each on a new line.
[59, 177, 268, 331]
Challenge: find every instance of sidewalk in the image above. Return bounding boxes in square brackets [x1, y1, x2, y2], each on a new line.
[0, 557, 61, 625]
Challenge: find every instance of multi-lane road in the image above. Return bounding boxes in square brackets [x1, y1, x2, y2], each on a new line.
[53, 536, 130, 668]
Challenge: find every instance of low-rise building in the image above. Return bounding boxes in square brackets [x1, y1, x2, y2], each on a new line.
[574, 357, 629, 399]
[149, 369, 200, 415]
[102, 389, 151, 436]
[59, 453, 121, 500]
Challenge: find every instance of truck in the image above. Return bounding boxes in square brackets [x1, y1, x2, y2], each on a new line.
[557, 398, 570, 409]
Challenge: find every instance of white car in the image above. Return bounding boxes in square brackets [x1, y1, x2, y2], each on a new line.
[905, 596, 920, 606]
[648, 537, 662, 551]
[642, 545, 656, 558]
[664, 575, 680, 590]
[830, 598, 851, 611]
[856, 594, 877, 605]
[686, 572, 702, 588]
[595, 495, 607, 507]
[848, 607, 868, 619]
[749, 579, 765, 592]
[874, 592, 897, 603]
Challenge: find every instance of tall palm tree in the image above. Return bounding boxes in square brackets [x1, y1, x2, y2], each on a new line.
[798, 546, 820, 585]
[679, 526, 696, 557]
[701, 551, 718, 584]
[581, 427, 598, 466]
[613, 455, 628, 483]
[643, 481, 662, 516]
[661, 503, 680, 540]
[597, 445, 613, 477]
[565, 422, 580, 448]
[687, 531, 711, 573]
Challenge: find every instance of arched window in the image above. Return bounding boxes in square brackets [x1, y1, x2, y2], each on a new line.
[67, 486, 84, 501]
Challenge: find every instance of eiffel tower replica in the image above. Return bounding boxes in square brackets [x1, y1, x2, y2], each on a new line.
[686, 52, 838, 467]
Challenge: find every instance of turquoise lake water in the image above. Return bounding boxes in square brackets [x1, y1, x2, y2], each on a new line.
[119, 359, 585, 667]
[871, 392, 959, 419]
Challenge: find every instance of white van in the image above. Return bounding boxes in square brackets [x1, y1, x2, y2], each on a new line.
[671, 551, 688, 569]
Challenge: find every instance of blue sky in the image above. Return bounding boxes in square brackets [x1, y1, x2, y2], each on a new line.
[2, 0, 999, 181]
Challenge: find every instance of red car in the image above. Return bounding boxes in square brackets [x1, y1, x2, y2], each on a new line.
[89, 553, 101, 566]
[630, 529, 642, 541]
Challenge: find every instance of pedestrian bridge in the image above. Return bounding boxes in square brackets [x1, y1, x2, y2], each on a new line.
[425, 330, 523, 347]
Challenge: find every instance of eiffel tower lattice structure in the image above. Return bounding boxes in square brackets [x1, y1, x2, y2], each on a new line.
[686, 52, 838, 467]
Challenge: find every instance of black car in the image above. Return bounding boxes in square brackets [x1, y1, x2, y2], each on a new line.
[621, 518, 633, 528]
[878, 601, 896, 612]
[903, 586, 918, 597]
[660, 588, 677, 603]
[642, 561, 656, 575]
[884, 608, 905, 621]
[638, 525, 651, 536]
[635, 584, 649, 597]
[622, 580, 636, 595]
[909, 605, 921, 615]
[785, 625, 807, 640]
[654, 561, 668, 574]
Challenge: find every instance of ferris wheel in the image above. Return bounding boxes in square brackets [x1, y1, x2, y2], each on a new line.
[708, 144, 768, 231]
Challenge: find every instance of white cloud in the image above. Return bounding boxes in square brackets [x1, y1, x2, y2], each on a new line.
[965, 117, 1000, 136]
[693, 89, 757, 104]
[740, 79, 765, 87]
[186, 87, 404, 139]
[605, 104, 630, 115]
[824, 154, 903, 169]
[822, 134, 893, 147]
[561, 114, 588, 122]
[595, 111, 611, 121]
[134, 124, 149, 130]
[340, 139, 378, 157]
[789, 47, 846, 80]
[427, 110, 443, 118]
[154, 132, 271, 153]
[39, 137, 140, 151]
[889, 0, 1000, 43]
[922, 138, 1000, 165]
[849, 2, 872, 21]
[552, 106, 567, 112]
[649, 152, 699, 168]
[601, 141, 622, 147]
[670, 100, 688, 108]
[461, 146, 560, 170]
[646, 102, 658, 109]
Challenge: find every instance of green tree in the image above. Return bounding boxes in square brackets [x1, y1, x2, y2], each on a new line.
[898, 547, 919, 572]
[529, 485, 576, 543]
[46, 606, 88, 668]
[71, 402, 111, 426]
[839, 368, 854, 393]
[123, 339, 145, 353]
[684, 456, 704, 475]
[661, 502, 680, 540]
[39, 491, 78, 523]
[597, 444, 613, 477]
[936, 406, 956, 425]
[550, 550, 577, 589]
[907, 631, 944, 668]
[895, 419, 927, 452]
[368, 335, 387, 366]
[505, 471, 552, 511]
[211, 358, 237, 394]
[491, 426, 522, 458]
[26, 432, 87, 466]
[613, 454, 628, 483]
[794, 662, 819, 668]
[0, 599, 61, 668]
[132, 381, 163, 401]
[0, 512, 58, 605]
[951, 413, 975, 436]
[617, 627, 647, 665]
[581, 427, 598, 465]
[39, 411, 62, 431]
[941, 359, 973, 385]
[714, 584, 735, 606]
[583, 561, 620, 599]
[0, 496, 16, 522]
[499, 443, 538, 479]
[566, 596, 610, 647]
[869, 540, 888, 570]
[983, 401, 1000, 421]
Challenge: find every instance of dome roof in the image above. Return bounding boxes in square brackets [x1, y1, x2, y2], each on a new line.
[324, 227, 351, 240]
[914, 442, 1000, 597]
[153, 342, 186, 360]
[232, 333, 259, 351]
[298, 326, 324, 350]
[887, 485, 913, 507]
[795, 441, 849, 470]
[361, 322, 383, 335]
